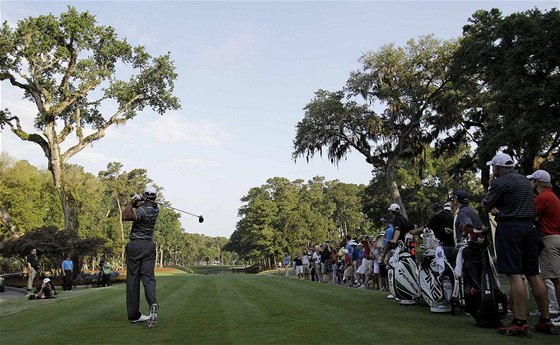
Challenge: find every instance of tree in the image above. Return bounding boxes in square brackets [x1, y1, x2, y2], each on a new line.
[445, 8, 560, 185]
[293, 36, 459, 218]
[0, 7, 180, 234]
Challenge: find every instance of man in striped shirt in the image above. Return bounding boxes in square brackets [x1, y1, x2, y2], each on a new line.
[482, 153, 555, 336]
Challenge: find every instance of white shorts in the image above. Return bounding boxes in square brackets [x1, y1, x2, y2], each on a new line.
[358, 259, 373, 274]
[296, 266, 303, 275]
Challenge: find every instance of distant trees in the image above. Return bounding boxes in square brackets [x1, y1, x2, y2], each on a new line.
[226, 177, 372, 267]
[0, 7, 180, 234]
[0, 154, 235, 272]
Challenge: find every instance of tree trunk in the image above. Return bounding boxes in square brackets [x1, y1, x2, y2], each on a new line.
[116, 198, 126, 267]
[385, 160, 408, 219]
[44, 123, 79, 234]
[0, 207, 20, 238]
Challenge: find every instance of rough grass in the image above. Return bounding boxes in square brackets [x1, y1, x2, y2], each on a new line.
[0, 268, 556, 345]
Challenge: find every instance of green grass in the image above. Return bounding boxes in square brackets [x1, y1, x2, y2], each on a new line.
[0, 269, 556, 345]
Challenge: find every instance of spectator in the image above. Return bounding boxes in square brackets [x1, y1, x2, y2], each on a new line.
[451, 190, 484, 246]
[320, 242, 332, 283]
[410, 203, 455, 265]
[294, 253, 303, 279]
[61, 255, 73, 291]
[342, 249, 353, 286]
[527, 169, 560, 326]
[330, 247, 339, 284]
[101, 259, 112, 287]
[30, 278, 57, 300]
[357, 235, 373, 289]
[301, 251, 311, 280]
[26, 248, 38, 292]
[482, 153, 554, 336]
[388, 203, 412, 243]
[283, 253, 291, 278]
[312, 247, 322, 282]
[376, 232, 388, 291]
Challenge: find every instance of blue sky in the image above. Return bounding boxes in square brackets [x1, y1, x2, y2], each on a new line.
[1, 1, 556, 237]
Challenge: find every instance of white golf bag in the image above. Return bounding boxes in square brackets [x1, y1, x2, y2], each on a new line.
[418, 228, 459, 313]
[388, 234, 421, 305]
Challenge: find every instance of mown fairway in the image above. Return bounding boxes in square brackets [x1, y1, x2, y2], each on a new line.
[0, 269, 556, 345]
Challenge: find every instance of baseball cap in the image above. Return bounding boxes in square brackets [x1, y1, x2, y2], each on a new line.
[144, 185, 157, 200]
[388, 203, 400, 212]
[443, 202, 452, 211]
[348, 240, 357, 246]
[453, 190, 469, 202]
[486, 153, 514, 167]
[343, 249, 349, 255]
[43, 278, 50, 284]
[526, 170, 551, 183]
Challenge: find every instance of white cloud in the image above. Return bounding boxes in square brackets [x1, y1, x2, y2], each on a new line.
[112, 112, 233, 147]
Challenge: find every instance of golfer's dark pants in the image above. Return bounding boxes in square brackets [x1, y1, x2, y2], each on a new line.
[126, 240, 157, 320]
[63, 270, 73, 290]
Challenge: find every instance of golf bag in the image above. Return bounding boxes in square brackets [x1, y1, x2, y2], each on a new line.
[455, 230, 508, 327]
[388, 235, 421, 305]
[418, 229, 459, 313]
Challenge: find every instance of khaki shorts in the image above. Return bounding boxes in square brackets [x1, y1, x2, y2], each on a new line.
[539, 234, 560, 279]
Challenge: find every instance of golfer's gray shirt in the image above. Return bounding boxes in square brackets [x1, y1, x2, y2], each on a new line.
[130, 203, 159, 241]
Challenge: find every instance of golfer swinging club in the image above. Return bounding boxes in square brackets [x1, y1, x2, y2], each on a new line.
[122, 185, 159, 328]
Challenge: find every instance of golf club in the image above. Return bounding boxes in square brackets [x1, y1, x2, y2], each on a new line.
[154, 202, 204, 223]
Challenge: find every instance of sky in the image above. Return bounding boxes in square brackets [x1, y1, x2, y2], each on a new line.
[0, 1, 556, 238]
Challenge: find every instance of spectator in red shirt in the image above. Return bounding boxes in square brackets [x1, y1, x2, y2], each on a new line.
[528, 169, 560, 325]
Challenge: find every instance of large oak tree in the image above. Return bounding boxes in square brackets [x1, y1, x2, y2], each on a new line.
[0, 7, 180, 234]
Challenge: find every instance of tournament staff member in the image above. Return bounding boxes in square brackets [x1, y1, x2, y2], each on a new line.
[122, 185, 160, 328]
[482, 153, 554, 336]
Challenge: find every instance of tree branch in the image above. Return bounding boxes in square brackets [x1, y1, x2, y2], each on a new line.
[61, 94, 143, 162]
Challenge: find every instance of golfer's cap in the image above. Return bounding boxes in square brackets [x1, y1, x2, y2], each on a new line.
[453, 190, 469, 202]
[388, 203, 400, 212]
[348, 240, 357, 246]
[144, 185, 157, 199]
[343, 249, 349, 255]
[43, 278, 50, 284]
[443, 202, 452, 211]
[527, 170, 551, 183]
[487, 153, 514, 168]
[380, 231, 386, 236]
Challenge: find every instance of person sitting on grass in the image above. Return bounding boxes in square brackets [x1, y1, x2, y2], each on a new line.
[29, 278, 57, 300]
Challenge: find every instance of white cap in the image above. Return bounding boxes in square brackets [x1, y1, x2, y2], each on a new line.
[388, 203, 400, 212]
[527, 170, 551, 183]
[343, 249, 349, 255]
[43, 278, 50, 284]
[144, 185, 157, 199]
[443, 202, 452, 211]
[486, 153, 514, 167]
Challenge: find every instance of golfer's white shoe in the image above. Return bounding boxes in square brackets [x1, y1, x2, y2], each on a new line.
[132, 314, 150, 323]
[148, 303, 158, 328]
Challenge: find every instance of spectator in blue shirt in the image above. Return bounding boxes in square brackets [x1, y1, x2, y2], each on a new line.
[61, 255, 73, 291]
[283, 253, 291, 278]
